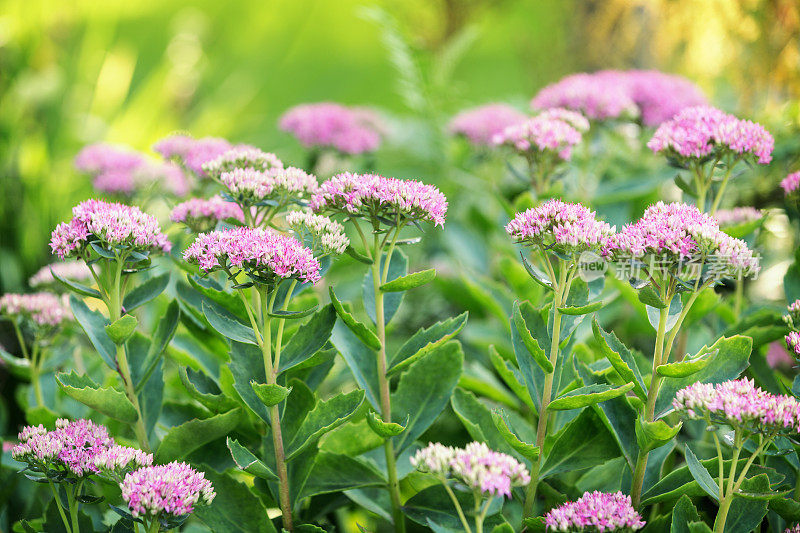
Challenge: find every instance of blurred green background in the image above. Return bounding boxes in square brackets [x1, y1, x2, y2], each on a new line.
[2, 0, 799, 291]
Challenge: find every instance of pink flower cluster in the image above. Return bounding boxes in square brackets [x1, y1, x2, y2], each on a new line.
[537, 108, 591, 132]
[544, 491, 645, 532]
[50, 199, 171, 259]
[411, 441, 530, 498]
[201, 146, 283, 180]
[121, 462, 215, 518]
[184, 227, 321, 283]
[506, 200, 615, 254]
[605, 202, 760, 278]
[12, 419, 115, 477]
[713, 207, 762, 227]
[153, 134, 232, 178]
[673, 378, 800, 433]
[93, 444, 154, 474]
[170, 196, 245, 232]
[75, 144, 188, 196]
[786, 299, 800, 326]
[532, 70, 706, 126]
[29, 260, 91, 288]
[0, 292, 70, 326]
[782, 172, 800, 197]
[492, 115, 583, 161]
[785, 331, 800, 359]
[311, 172, 447, 227]
[448, 104, 528, 147]
[221, 167, 319, 206]
[647, 106, 774, 164]
[279, 102, 383, 154]
[286, 210, 349, 255]
[786, 525, 800, 533]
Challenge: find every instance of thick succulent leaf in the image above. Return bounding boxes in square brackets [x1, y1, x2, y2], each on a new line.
[684, 445, 720, 502]
[362, 250, 408, 325]
[379, 268, 435, 292]
[592, 318, 647, 401]
[227, 437, 277, 481]
[540, 408, 620, 478]
[122, 272, 170, 311]
[251, 382, 291, 407]
[387, 312, 468, 376]
[329, 287, 381, 351]
[278, 304, 336, 374]
[366, 411, 407, 438]
[286, 389, 365, 459]
[512, 300, 553, 373]
[155, 408, 242, 463]
[203, 302, 258, 345]
[299, 452, 385, 498]
[670, 495, 701, 533]
[52, 269, 102, 299]
[491, 409, 539, 460]
[331, 321, 381, 410]
[55, 371, 137, 422]
[178, 367, 237, 413]
[548, 383, 634, 411]
[69, 294, 115, 368]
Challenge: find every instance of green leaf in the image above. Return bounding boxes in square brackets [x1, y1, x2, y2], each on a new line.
[646, 294, 682, 331]
[332, 321, 381, 410]
[488, 345, 534, 411]
[391, 341, 464, 454]
[519, 251, 553, 291]
[0, 347, 30, 380]
[592, 318, 647, 401]
[104, 313, 138, 345]
[194, 471, 277, 533]
[55, 371, 138, 422]
[286, 390, 365, 459]
[655, 335, 752, 415]
[769, 497, 800, 522]
[671, 495, 701, 533]
[541, 408, 620, 478]
[512, 301, 553, 373]
[451, 388, 523, 459]
[226, 437, 277, 481]
[278, 304, 336, 373]
[51, 269, 102, 299]
[735, 472, 789, 500]
[69, 294, 115, 368]
[366, 411, 407, 438]
[251, 382, 291, 407]
[178, 367, 237, 413]
[267, 305, 319, 320]
[228, 341, 269, 422]
[557, 301, 603, 315]
[155, 408, 242, 463]
[387, 312, 468, 376]
[491, 409, 539, 460]
[638, 285, 667, 309]
[299, 452, 385, 498]
[345, 245, 373, 264]
[329, 287, 381, 351]
[203, 302, 257, 344]
[135, 300, 179, 392]
[725, 495, 768, 533]
[636, 417, 682, 454]
[549, 382, 634, 411]
[656, 350, 714, 377]
[684, 445, 720, 502]
[122, 273, 170, 311]
[379, 268, 435, 292]
[363, 250, 408, 325]
[404, 485, 504, 530]
[688, 522, 713, 533]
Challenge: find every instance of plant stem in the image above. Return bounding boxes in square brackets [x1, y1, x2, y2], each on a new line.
[48, 481, 71, 533]
[733, 272, 744, 321]
[524, 261, 570, 516]
[273, 280, 298, 373]
[442, 481, 472, 533]
[372, 231, 405, 533]
[714, 431, 769, 533]
[67, 482, 81, 533]
[146, 516, 160, 533]
[475, 497, 492, 533]
[631, 302, 669, 507]
[30, 342, 44, 407]
[709, 162, 736, 215]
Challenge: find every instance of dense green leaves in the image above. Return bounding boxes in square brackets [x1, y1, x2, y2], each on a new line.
[541, 408, 620, 478]
[592, 318, 648, 401]
[55, 371, 138, 422]
[69, 294, 116, 368]
[512, 300, 553, 373]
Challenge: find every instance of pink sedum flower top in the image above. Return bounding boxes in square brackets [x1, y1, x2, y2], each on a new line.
[29, 260, 91, 288]
[605, 202, 759, 279]
[492, 115, 583, 161]
[714, 207, 762, 227]
[286, 210, 349, 255]
[221, 167, 319, 206]
[279, 102, 383, 155]
[184, 227, 321, 284]
[506, 200, 615, 255]
[0, 292, 70, 327]
[170, 196, 245, 233]
[781, 172, 800, 197]
[537, 108, 591, 133]
[786, 525, 800, 533]
[121, 461, 215, 518]
[544, 491, 645, 532]
[673, 378, 800, 433]
[312, 172, 447, 227]
[448, 104, 528, 147]
[50, 200, 171, 260]
[75, 144, 144, 176]
[153, 134, 233, 178]
[202, 146, 283, 180]
[786, 331, 800, 359]
[411, 441, 530, 499]
[647, 106, 774, 165]
[93, 444, 153, 475]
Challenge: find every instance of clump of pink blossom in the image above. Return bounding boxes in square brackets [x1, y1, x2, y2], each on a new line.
[448, 104, 528, 147]
[714, 207, 762, 227]
[492, 115, 583, 161]
[0, 292, 70, 327]
[221, 167, 319, 207]
[29, 260, 91, 289]
[279, 102, 384, 155]
[544, 491, 645, 532]
[170, 196, 244, 233]
[121, 461, 215, 519]
[781, 172, 800, 197]
[153, 134, 233, 178]
[786, 331, 800, 360]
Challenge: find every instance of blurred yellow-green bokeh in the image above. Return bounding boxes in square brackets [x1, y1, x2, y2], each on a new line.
[1, 0, 799, 290]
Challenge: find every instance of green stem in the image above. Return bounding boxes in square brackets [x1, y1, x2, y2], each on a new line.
[372, 231, 405, 533]
[714, 431, 769, 533]
[67, 482, 81, 533]
[30, 342, 44, 407]
[11, 319, 29, 360]
[709, 167, 733, 215]
[631, 302, 670, 508]
[475, 496, 492, 533]
[146, 516, 160, 533]
[48, 481, 71, 533]
[711, 429, 725, 502]
[524, 260, 570, 517]
[442, 481, 472, 533]
[273, 280, 297, 372]
[733, 272, 744, 321]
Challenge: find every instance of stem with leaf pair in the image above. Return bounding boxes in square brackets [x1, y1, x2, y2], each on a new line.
[524, 250, 576, 516]
[47, 480, 84, 533]
[10, 320, 45, 407]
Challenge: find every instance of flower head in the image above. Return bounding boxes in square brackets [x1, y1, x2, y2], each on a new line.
[410, 442, 456, 476]
[673, 378, 800, 433]
[75, 144, 144, 176]
[537, 108, 591, 133]
[30, 260, 91, 289]
[544, 491, 645, 532]
[448, 104, 528, 147]
[184, 227, 320, 284]
[507, 200, 615, 255]
[782, 172, 800, 197]
[714, 207, 762, 227]
[532, 73, 639, 121]
[50, 200, 171, 260]
[286, 210, 349, 255]
[786, 331, 800, 360]
[153, 134, 232, 178]
[647, 106, 774, 165]
[492, 115, 583, 161]
[121, 462, 215, 518]
[312, 172, 447, 227]
[279, 102, 383, 154]
[0, 292, 70, 327]
[94, 444, 153, 476]
[622, 70, 707, 127]
[605, 202, 759, 280]
[76, 144, 189, 196]
[221, 167, 319, 207]
[170, 196, 245, 233]
[202, 146, 283, 180]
